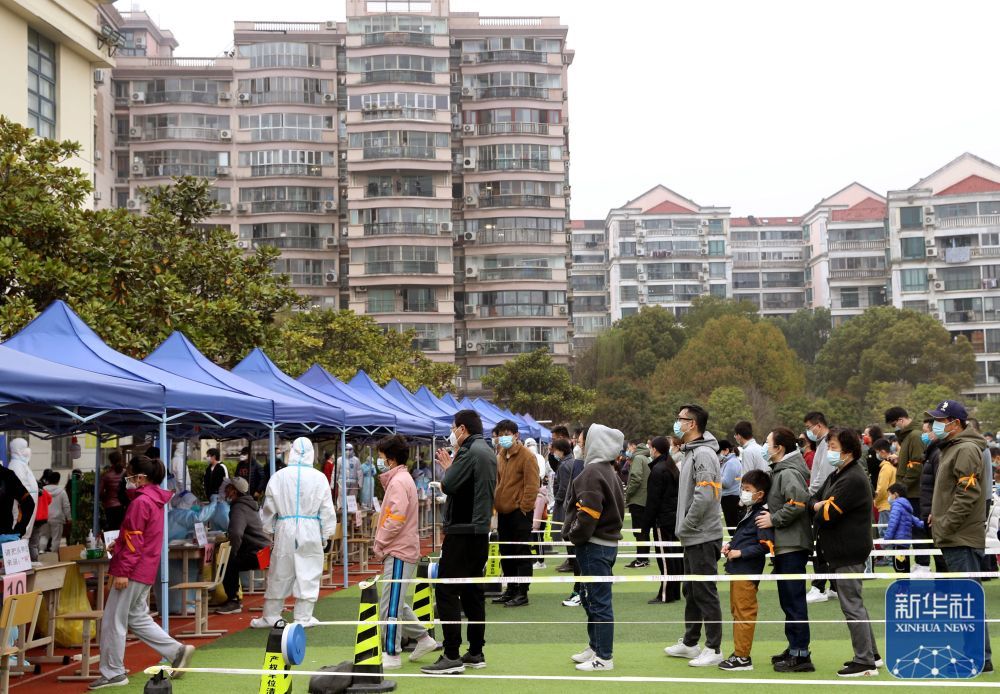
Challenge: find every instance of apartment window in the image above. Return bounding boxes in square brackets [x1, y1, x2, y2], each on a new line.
[239, 113, 332, 142]
[987, 329, 1000, 353]
[762, 272, 804, 288]
[619, 264, 637, 280]
[240, 223, 333, 250]
[840, 288, 859, 309]
[619, 242, 637, 258]
[900, 236, 926, 259]
[239, 186, 333, 213]
[733, 272, 760, 289]
[237, 42, 329, 69]
[710, 284, 727, 298]
[361, 245, 443, 274]
[708, 240, 725, 256]
[940, 267, 980, 291]
[709, 262, 726, 279]
[27, 29, 57, 138]
[899, 206, 923, 230]
[901, 269, 928, 292]
[367, 288, 396, 313]
[620, 286, 639, 302]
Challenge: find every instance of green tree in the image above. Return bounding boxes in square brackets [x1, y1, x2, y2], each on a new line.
[768, 307, 832, 364]
[265, 309, 458, 392]
[0, 118, 302, 364]
[574, 305, 684, 387]
[484, 349, 595, 423]
[591, 377, 646, 441]
[974, 399, 1000, 433]
[655, 316, 806, 402]
[813, 306, 975, 403]
[681, 295, 759, 340]
[863, 381, 954, 427]
[706, 386, 752, 441]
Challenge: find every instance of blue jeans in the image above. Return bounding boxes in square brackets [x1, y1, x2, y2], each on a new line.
[940, 547, 992, 661]
[773, 550, 811, 656]
[576, 542, 617, 660]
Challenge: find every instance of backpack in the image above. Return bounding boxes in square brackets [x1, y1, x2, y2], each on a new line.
[36, 488, 52, 522]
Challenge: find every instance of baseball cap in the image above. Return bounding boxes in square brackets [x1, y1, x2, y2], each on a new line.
[227, 476, 250, 494]
[925, 400, 968, 421]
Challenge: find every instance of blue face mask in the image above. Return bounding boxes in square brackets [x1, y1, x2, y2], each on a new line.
[498, 435, 515, 450]
[827, 451, 843, 467]
[932, 420, 949, 440]
[806, 428, 819, 442]
[672, 420, 684, 438]
[376, 458, 389, 473]
[920, 432, 931, 446]
[764, 445, 774, 462]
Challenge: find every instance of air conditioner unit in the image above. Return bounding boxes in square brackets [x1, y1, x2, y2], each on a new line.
[126, 199, 140, 210]
[698, 228, 707, 236]
[700, 249, 709, 256]
[130, 92, 145, 103]
[933, 281, 944, 291]
[463, 231, 476, 242]
[924, 209, 936, 226]
[637, 229, 646, 239]
[464, 194, 478, 206]
[341, 229, 349, 237]
[926, 237, 936, 246]
[93, 191, 102, 201]
[237, 240, 249, 249]
[463, 157, 476, 169]
[636, 270, 645, 278]
[450, 72, 460, 85]
[558, 306, 568, 315]
[466, 341, 478, 351]
[128, 126, 142, 138]
[94, 151, 102, 162]
[323, 93, 335, 103]
[216, 166, 231, 176]
[131, 163, 143, 174]
[354, 286, 368, 293]
[461, 87, 474, 97]
[219, 203, 233, 213]
[323, 200, 337, 212]
[134, 36, 145, 47]
[927, 272, 936, 281]
[93, 69, 105, 85]
[461, 54, 477, 64]
[325, 20, 336, 30]
[638, 295, 647, 304]
[636, 248, 645, 256]
[325, 271, 337, 284]
[926, 247, 938, 257]
[930, 311, 940, 319]
[440, 222, 453, 234]
[340, 152, 348, 161]
[464, 304, 476, 315]
[219, 129, 232, 140]
[462, 123, 475, 134]
[465, 266, 476, 277]
[219, 91, 232, 101]
[700, 219, 710, 227]
[238, 92, 251, 103]
[236, 202, 251, 213]
[325, 236, 337, 248]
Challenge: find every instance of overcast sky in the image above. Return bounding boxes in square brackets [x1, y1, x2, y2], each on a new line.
[116, 0, 1000, 218]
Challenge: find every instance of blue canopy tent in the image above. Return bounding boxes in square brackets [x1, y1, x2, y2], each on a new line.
[338, 370, 450, 438]
[473, 398, 539, 440]
[520, 413, 552, 443]
[3, 301, 281, 631]
[234, 349, 396, 586]
[382, 379, 454, 431]
[412, 386, 462, 420]
[440, 393, 462, 410]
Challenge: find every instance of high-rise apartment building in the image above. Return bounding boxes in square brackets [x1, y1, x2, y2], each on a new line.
[730, 215, 806, 316]
[103, 0, 572, 394]
[569, 219, 608, 349]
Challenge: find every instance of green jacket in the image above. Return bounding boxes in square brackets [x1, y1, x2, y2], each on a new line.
[931, 425, 988, 549]
[625, 444, 651, 508]
[895, 422, 925, 499]
[766, 451, 813, 554]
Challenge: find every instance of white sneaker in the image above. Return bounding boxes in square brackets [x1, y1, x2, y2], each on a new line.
[562, 593, 582, 607]
[294, 616, 319, 629]
[805, 587, 828, 604]
[533, 561, 546, 570]
[383, 654, 401, 670]
[575, 656, 613, 671]
[250, 617, 278, 629]
[410, 635, 441, 662]
[826, 589, 838, 599]
[664, 639, 701, 659]
[689, 648, 724, 667]
[571, 647, 595, 663]
[911, 565, 932, 577]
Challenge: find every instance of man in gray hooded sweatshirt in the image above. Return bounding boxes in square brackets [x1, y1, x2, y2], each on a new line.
[664, 403, 725, 667]
[562, 423, 626, 673]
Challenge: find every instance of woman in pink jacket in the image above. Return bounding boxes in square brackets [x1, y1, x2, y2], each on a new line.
[92, 455, 195, 690]
[374, 435, 441, 669]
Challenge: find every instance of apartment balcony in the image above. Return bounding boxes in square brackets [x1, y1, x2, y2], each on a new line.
[761, 297, 806, 310]
[361, 70, 435, 85]
[477, 158, 550, 172]
[476, 229, 552, 245]
[474, 86, 549, 100]
[135, 127, 225, 142]
[144, 91, 224, 105]
[362, 145, 435, 160]
[475, 341, 555, 356]
[367, 300, 439, 314]
[733, 258, 804, 268]
[361, 107, 436, 122]
[469, 305, 563, 319]
[363, 222, 440, 236]
[828, 239, 888, 251]
[241, 92, 331, 106]
[972, 247, 1000, 258]
[475, 122, 550, 136]
[937, 214, 1000, 230]
[249, 164, 326, 178]
[250, 237, 333, 250]
[828, 269, 887, 280]
[477, 267, 553, 281]
[362, 31, 435, 47]
[475, 50, 547, 65]
[571, 262, 604, 272]
[644, 249, 705, 259]
[246, 200, 329, 214]
[478, 194, 551, 209]
[731, 239, 805, 247]
[134, 164, 227, 178]
[365, 260, 439, 275]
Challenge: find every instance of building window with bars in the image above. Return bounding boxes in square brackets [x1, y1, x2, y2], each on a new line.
[28, 29, 57, 139]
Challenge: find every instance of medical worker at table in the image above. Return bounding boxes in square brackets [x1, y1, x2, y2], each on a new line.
[252, 436, 338, 629]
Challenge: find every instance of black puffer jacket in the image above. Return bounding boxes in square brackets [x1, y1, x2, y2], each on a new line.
[919, 440, 941, 523]
[643, 454, 680, 530]
[227, 493, 269, 556]
[810, 460, 874, 568]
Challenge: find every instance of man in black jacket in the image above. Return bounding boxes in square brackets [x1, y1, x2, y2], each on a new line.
[644, 436, 682, 604]
[0, 466, 34, 538]
[422, 409, 497, 675]
[217, 477, 269, 614]
[204, 448, 228, 500]
[918, 419, 947, 573]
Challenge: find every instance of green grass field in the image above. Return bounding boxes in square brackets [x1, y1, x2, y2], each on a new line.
[118, 556, 1000, 693]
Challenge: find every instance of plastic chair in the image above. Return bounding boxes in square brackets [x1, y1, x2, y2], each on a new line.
[0, 591, 42, 691]
[171, 542, 231, 638]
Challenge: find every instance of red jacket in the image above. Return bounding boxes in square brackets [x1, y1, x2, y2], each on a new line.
[109, 484, 173, 584]
[373, 465, 421, 564]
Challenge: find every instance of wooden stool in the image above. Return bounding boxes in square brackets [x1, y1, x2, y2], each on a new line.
[56, 611, 103, 682]
[171, 542, 231, 639]
[347, 537, 372, 572]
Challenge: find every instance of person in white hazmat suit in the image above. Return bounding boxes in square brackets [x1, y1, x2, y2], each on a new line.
[8, 439, 38, 541]
[252, 437, 337, 629]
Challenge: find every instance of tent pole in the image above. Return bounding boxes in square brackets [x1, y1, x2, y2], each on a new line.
[159, 417, 170, 633]
[92, 428, 101, 540]
[182, 439, 188, 492]
[430, 436, 436, 554]
[268, 426, 276, 478]
[340, 429, 349, 589]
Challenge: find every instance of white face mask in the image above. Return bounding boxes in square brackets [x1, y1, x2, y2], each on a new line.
[572, 444, 582, 459]
[739, 490, 756, 507]
[448, 431, 458, 448]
